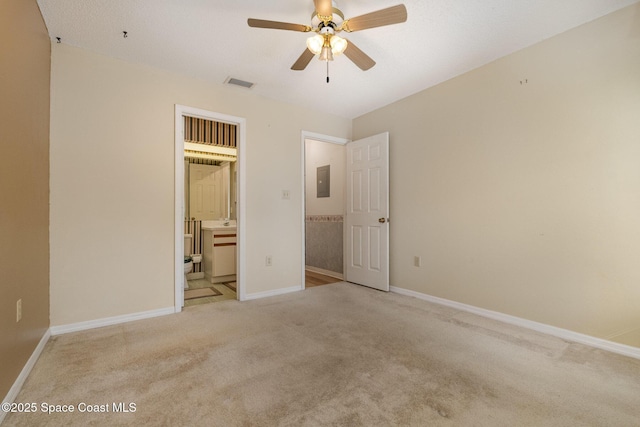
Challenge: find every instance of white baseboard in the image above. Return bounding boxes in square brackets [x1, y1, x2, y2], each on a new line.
[50, 307, 175, 336]
[390, 286, 640, 360]
[305, 265, 344, 280]
[243, 285, 302, 301]
[1, 328, 51, 425]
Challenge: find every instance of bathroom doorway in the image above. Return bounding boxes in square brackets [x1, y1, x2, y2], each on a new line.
[174, 105, 246, 312]
[301, 131, 348, 289]
[183, 161, 237, 307]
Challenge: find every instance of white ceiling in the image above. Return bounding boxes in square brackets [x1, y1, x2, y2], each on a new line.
[37, 0, 638, 119]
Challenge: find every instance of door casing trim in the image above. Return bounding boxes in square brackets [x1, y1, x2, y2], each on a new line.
[175, 105, 247, 311]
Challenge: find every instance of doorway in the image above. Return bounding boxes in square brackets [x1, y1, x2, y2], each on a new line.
[174, 105, 246, 312]
[301, 131, 349, 289]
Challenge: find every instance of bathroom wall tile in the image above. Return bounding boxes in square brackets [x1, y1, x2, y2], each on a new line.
[305, 217, 343, 274]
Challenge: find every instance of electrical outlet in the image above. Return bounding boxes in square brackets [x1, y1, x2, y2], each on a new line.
[265, 255, 272, 266]
[16, 299, 22, 322]
[414, 256, 421, 267]
[282, 190, 290, 200]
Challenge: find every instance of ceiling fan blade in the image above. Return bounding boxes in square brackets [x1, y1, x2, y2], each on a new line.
[314, 0, 333, 18]
[343, 40, 376, 71]
[291, 49, 315, 71]
[342, 4, 407, 32]
[248, 18, 311, 32]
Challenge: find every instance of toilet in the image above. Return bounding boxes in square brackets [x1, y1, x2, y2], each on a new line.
[184, 234, 193, 289]
[183, 234, 202, 289]
[184, 256, 193, 289]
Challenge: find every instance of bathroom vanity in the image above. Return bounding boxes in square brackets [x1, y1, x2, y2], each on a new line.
[201, 221, 237, 283]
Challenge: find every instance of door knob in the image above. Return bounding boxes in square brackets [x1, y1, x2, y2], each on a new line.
[378, 218, 387, 223]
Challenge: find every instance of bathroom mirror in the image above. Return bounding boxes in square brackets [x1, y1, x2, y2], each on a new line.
[184, 142, 237, 221]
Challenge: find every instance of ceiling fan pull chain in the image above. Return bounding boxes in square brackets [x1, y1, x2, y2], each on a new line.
[326, 60, 330, 83]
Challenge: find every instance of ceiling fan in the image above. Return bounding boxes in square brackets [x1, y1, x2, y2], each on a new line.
[248, 0, 407, 74]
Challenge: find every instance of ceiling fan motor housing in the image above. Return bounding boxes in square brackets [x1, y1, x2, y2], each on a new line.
[318, 23, 336, 35]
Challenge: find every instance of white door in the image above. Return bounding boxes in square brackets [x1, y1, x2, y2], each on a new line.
[345, 132, 389, 291]
[189, 164, 222, 220]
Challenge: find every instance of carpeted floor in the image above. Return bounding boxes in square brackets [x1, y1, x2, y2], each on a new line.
[4, 282, 640, 426]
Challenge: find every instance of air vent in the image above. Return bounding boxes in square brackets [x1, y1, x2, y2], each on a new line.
[225, 77, 255, 89]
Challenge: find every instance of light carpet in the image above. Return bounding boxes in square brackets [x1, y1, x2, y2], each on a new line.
[4, 283, 640, 426]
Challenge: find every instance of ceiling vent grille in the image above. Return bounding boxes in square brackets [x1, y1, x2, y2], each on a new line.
[225, 77, 255, 89]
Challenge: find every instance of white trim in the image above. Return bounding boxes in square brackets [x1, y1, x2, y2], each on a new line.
[305, 265, 344, 280]
[175, 105, 247, 307]
[244, 285, 302, 301]
[50, 307, 175, 335]
[236, 114, 247, 301]
[174, 107, 185, 312]
[300, 131, 350, 291]
[302, 131, 350, 146]
[390, 286, 640, 360]
[1, 328, 51, 425]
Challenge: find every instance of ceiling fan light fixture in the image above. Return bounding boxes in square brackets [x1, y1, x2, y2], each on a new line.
[306, 34, 324, 55]
[319, 44, 334, 61]
[330, 35, 347, 55]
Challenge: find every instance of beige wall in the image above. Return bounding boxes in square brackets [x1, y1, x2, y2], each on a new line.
[305, 139, 346, 216]
[353, 4, 640, 346]
[0, 0, 51, 400]
[49, 43, 351, 325]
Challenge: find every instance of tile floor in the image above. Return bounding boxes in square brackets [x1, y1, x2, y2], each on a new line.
[184, 278, 236, 307]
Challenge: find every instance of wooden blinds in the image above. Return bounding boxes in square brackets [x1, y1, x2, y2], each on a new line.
[184, 116, 237, 148]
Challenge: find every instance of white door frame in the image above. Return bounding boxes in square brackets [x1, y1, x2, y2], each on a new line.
[300, 131, 350, 289]
[174, 105, 247, 312]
